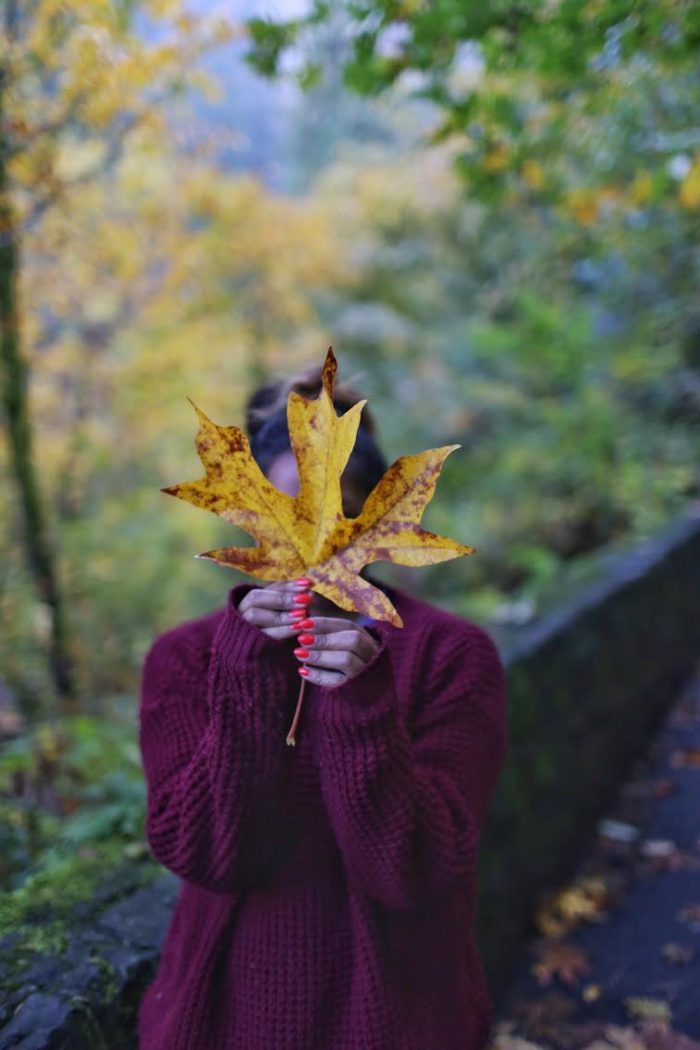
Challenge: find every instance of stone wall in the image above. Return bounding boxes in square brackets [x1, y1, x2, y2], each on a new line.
[478, 505, 700, 996]
[2, 506, 699, 1047]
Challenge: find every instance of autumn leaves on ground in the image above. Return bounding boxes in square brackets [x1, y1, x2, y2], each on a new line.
[490, 664, 700, 1050]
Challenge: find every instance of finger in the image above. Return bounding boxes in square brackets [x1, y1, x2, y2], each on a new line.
[264, 578, 314, 603]
[295, 615, 372, 636]
[295, 619, 378, 660]
[300, 628, 377, 664]
[297, 648, 367, 676]
[261, 623, 302, 640]
[239, 601, 300, 635]
[241, 587, 305, 615]
[298, 664, 346, 688]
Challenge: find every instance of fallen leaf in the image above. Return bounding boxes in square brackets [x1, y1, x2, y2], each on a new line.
[669, 747, 700, 768]
[624, 998, 672, 1023]
[675, 902, 700, 928]
[651, 780, 677, 800]
[580, 1024, 647, 1050]
[598, 819, 640, 844]
[532, 941, 592, 987]
[660, 942, 695, 965]
[582, 984, 603, 1003]
[636, 1019, 700, 1050]
[639, 839, 688, 872]
[512, 991, 578, 1043]
[161, 347, 476, 626]
[536, 877, 611, 938]
[640, 839, 677, 859]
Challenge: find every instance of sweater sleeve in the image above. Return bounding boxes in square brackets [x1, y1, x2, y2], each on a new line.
[308, 621, 509, 911]
[138, 583, 295, 894]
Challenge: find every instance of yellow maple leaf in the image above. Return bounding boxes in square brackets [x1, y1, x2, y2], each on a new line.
[161, 347, 476, 628]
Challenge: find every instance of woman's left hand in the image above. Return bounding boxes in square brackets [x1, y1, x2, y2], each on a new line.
[293, 615, 381, 688]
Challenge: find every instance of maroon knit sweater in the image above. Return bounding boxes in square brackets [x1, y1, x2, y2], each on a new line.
[137, 579, 509, 1050]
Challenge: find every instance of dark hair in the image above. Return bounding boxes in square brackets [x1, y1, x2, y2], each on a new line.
[245, 360, 388, 497]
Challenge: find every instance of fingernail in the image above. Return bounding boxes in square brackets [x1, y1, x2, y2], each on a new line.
[289, 608, 306, 619]
[292, 593, 312, 606]
[298, 667, 310, 677]
[298, 633, 315, 645]
[295, 576, 312, 585]
[293, 648, 309, 659]
[294, 617, 314, 629]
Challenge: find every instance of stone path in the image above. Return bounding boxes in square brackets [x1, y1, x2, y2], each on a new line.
[492, 656, 700, 1047]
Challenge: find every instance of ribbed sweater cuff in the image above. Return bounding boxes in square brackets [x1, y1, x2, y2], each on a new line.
[214, 582, 291, 670]
[310, 624, 398, 727]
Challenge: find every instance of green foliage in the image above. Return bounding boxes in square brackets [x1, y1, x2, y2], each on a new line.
[246, 17, 301, 78]
[0, 840, 133, 932]
[0, 711, 148, 891]
[244, 1, 700, 208]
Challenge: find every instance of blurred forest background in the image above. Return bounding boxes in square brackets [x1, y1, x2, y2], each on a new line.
[1, 0, 699, 893]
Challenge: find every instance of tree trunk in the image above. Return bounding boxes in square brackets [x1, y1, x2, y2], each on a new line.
[0, 16, 77, 712]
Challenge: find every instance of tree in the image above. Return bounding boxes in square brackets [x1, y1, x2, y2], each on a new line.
[1, 98, 344, 707]
[0, 0, 234, 710]
[244, 2, 700, 208]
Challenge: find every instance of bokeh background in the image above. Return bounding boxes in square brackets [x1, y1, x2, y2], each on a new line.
[1, 0, 699, 957]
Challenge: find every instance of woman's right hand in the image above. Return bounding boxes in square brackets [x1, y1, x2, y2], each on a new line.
[237, 580, 311, 642]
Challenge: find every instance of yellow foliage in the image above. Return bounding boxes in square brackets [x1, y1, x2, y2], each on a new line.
[7, 0, 231, 176]
[161, 348, 476, 627]
[53, 140, 108, 182]
[679, 156, 700, 209]
[630, 170, 653, 205]
[521, 159, 545, 190]
[563, 187, 600, 225]
[483, 144, 510, 172]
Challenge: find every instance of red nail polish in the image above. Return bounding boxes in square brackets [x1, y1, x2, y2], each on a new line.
[295, 577, 312, 586]
[298, 667, 310, 677]
[292, 593, 312, 606]
[293, 648, 309, 659]
[296, 617, 314, 629]
[298, 633, 315, 645]
[289, 608, 306, 619]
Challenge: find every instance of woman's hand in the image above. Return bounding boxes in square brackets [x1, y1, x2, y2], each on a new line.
[237, 578, 382, 686]
[293, 615, 381, 688]
[238, 579, 312, 641]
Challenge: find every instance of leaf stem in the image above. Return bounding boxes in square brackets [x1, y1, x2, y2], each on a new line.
[286, 678, 307, 746]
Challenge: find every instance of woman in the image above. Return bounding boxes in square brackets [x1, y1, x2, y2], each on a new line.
[137, 361, 509, 1050]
